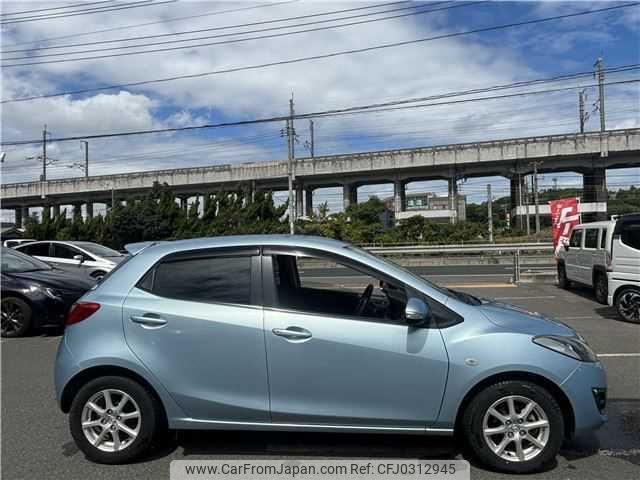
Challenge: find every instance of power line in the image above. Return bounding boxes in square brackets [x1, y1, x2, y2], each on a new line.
[3, 76, 638, 146]
[3, 1, 416, 54]
[4, 2, 637, 101]
[1, 1, 115, 17]
[2, 1, 299, 48]
[0, 0, 176, 25]
[2, 2, 476, 64]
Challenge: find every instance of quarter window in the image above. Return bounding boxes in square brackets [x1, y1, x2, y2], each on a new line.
[569, 229, 583, 248]
[151, 255, 252, 305]
[584, 229, 599, 249]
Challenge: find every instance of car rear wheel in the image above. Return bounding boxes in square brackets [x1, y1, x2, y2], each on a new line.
[557, 264, 570, 289]
[1, 297, 32, 337]
[69, 376, 163, 464]
[462, 380, 564, 474]
[594, 273, 608, 304]
[615, 288, 640, 324]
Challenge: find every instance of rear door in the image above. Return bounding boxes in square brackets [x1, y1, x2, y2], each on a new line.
[580, 228, 600, 286]
[122, 247, 270, 424]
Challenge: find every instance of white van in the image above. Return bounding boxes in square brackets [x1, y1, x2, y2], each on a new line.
[607, 214, 640, 323]
[556, 220, 614, 304]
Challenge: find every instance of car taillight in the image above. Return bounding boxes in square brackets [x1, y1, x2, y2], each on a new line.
[66, 302, 100, 326]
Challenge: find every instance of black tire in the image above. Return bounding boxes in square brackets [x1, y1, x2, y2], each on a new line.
[1, 297, 32, 338]
[594, 273, 608, 305]
[557, 263, 570, 289]
[615, 287, 640, 324]
[69, 376, 163, 464]
[461, 380, 564, 474]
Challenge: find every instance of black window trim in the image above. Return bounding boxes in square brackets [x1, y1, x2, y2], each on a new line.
[135, 246, 261, 307]
[261, 245, 462, 329]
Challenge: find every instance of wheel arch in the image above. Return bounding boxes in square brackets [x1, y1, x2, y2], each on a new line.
[60, 364, 167, 426]
[454, 370, 575, 440]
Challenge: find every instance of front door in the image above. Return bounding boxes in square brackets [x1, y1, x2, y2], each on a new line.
[262, 251, 449, 428]
[122, 249, 269, 423]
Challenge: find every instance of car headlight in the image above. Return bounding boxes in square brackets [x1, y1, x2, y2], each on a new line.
[533, 335, 598, 362]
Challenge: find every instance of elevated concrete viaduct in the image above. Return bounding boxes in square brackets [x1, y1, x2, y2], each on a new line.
[2, 128, 639, 227]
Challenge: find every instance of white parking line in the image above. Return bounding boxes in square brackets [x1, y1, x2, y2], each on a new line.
[597, 352, 640, 358]
[495, 296, 557, 300]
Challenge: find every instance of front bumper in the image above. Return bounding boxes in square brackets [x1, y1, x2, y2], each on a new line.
[561, 360, 607, 436]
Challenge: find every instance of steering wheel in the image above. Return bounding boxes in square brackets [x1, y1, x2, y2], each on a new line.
[354, 284, 374, 316]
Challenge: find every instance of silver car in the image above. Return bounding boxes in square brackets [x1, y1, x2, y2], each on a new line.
[55, 235, 606, 473]
[15, 240, 125, 278]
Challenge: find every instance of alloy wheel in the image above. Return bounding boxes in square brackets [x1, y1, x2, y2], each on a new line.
[482, 395, 550, 462]
[1, 299, 25, 336]
[81, 389, 142, 452]
[618, 290, 640, 323]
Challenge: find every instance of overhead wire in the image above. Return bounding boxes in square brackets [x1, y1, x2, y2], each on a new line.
[1, 1, 115, 17]
[3, 2, 637, 100]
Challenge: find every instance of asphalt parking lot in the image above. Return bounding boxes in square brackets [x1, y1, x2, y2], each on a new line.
[2, 282, 639, 480]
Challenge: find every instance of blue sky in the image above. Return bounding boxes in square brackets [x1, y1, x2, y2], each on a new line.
[1, 1, 638, 218]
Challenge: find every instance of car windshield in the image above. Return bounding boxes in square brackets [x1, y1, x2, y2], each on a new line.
[1, 247, 52, 273]
[74, 242, 123, 258]
[345, 245, 481, 305]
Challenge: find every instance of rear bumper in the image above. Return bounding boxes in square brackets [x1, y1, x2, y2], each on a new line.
[561, 361, 607, 436]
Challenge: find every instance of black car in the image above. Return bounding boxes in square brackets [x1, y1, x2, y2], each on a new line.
[1, 248, 96, 337]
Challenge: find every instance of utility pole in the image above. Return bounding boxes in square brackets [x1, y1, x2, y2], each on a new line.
[286, 95, 296, 235]
[578, 89, 590, 133]
[594, 57, 605, 132]
[42, 124, 48, 181]
[80, 141, 89, 178]
[487, 184, 493, 243]
[524, 176, 531, 236]
[530, 160, 542, 235]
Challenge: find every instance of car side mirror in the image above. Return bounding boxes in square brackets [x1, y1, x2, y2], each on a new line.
[73, 254, 84, 264]
[405, 297, 430, 326]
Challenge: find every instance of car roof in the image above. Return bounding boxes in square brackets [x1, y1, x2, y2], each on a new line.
[128, 235, 350, 256]
[574, 220, 615, 229]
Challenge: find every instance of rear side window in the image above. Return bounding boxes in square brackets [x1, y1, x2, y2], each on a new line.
[569, 229, 583, 248]
[19, 243, 50, 256]
[621, 221, 640, 250]
[584, 229, 599, 249]
[152, 255, 252, 305]
[600, 229, 607, 249]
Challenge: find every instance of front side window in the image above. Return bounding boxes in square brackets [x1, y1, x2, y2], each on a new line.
[584, 229, 599, 249]
[18, 242, 50, 257]
[53, 244, 89, 260]
[569, 229, 583, 248]
[620, 220, 640, 250]
[270, 252, 407, 323]
[150, 255, 252, 305]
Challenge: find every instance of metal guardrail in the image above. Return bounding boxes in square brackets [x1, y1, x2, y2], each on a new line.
[366, 242, 553, 255]
[364, 242, 554, 284]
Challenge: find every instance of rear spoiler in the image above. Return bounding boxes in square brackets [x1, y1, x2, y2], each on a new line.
[124, 241, 165, 256]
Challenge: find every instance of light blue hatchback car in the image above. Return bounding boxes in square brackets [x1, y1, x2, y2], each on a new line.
[55, 235, 606, 473]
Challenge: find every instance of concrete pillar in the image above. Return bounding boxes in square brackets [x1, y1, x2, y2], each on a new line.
[85, 202, 94, 219]
[52, 204, 61, 218]
[583, 167, 607, 221]
[179, 196, 189, 211]
[305, 188, 313, 217]
[42, 205, 51, 220]
[510, 176, 525, 229]
[21, 206, 29, 226]
[343, 183, 357, 211]
[15, 207, 23, 228]
[393, 179, 406, 222]
[448, 176, 459, 224]
[72, 202, 82, 219]
[295, 183, 304, 218]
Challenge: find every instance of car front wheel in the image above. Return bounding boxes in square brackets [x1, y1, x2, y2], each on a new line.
[462, 380, 564, 473]
[69, 376, 163, 464]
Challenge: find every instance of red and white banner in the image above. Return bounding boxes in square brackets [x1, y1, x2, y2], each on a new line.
[549, 198, 581, 255]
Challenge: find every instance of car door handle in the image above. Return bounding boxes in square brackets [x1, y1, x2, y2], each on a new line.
[130, 315, 167, 327]
[272, 327, 312, 341]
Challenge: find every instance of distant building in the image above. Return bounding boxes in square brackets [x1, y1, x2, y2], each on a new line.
[383, 192, 466, 225]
